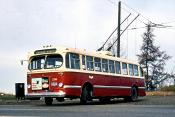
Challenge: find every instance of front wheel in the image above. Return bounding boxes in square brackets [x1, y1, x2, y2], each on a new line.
[45, 97, 53, 105]
[80, 86, 92, 104]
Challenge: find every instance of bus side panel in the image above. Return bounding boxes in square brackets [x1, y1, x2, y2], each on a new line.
[138, 89, 146, 96]
[62, 72, 83, 97]
[63, 72, 136, 97]
[131, 78, 146, 96]
[138, 78, 146, 96]
[63, 71, 105, 97]
[27, 72, 146, 98]
[63, 72, 121, 97]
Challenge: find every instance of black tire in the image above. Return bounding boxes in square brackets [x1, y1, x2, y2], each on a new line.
[45, 97, 53, 105]
[56, 97, 65, 102]
[99, 97, 111, 103]
[124, 97, 130, 102]
[80, 86, 92, 104]
[130, 87, 138, 102]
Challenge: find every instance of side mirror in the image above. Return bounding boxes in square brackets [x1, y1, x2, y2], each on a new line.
[20, 60, 23, 66]
[20, 60, 28, 66]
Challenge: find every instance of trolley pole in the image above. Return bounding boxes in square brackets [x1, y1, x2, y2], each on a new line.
[117, 1, 121, 57]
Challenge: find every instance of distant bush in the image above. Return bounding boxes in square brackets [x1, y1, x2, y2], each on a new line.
[161, 86, 175, 92]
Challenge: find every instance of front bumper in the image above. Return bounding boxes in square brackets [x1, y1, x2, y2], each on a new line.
[26, 91, 66, 99]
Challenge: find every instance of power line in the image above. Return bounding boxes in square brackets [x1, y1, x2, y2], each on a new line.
[106, 0, 151, 26]
[107, 14, 139, 51]
[125, 24, 175, 30]
[106, 0, 118, 6]
[107, 0, 175, 28]
[160, 21, 175, 25]
[121, 1, 153, 24]
[97, 13, 131, 51]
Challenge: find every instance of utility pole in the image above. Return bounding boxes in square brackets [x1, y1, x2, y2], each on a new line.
[117, 1, 121, 57]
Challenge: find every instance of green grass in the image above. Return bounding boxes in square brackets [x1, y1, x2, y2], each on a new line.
[161, 86, 175, 92]
[0, 94, 16, 100]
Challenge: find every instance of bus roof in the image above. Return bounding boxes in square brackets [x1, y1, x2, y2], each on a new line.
[28, 45, 140, 65]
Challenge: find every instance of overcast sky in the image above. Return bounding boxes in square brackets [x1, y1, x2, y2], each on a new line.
[0, 0, 175, 94]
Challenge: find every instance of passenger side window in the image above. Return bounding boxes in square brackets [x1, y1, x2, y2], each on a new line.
[115, 61, 121, 74]
[86, 56, 94, 71]
[66, 53, 80, 69]
[122, 63, 128, 75]
[66, 53, 70, 68]
[129, 64, 134, 76]
[102, 59, 108, 72]
[94, 57, 101, 72]
[134, 65, 139, 76]
[82, 55, 86, 70]
[109, 60, 115, 73]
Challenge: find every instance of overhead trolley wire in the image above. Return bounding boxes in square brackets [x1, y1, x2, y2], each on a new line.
[107, 14, 139, 51]
[121, 1, 153, 24]
[97, 13, 131, 51]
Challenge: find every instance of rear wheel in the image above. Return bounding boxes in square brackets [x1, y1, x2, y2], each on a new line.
[99, 97, 111, 103]
[45, 97, 53, 105]
[56, 97, 65, 102]
[129, 87, 138, 102]
[80, 85, 92, 104]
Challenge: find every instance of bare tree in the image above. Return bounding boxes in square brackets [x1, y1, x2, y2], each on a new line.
[138, 23, 173, 90]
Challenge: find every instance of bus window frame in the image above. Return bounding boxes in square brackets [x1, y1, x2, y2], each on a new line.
[45, 54, 63, 69]
[102, 59, 108, 73]
[66, 52, 80, 70]
[94, 57, 102, 72]
[109, 60, 115, 73]
[115, 61, 121, 74]
[86, 56, 94, 71]
[82, 55, 86, 70]
[134, 65, 139, 76]
[122, 62, 128, 75]
[129, 64, 134, 76]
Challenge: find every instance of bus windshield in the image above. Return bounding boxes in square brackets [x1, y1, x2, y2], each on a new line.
[29, 54, 63, 70]
[45, 55, 63, 69]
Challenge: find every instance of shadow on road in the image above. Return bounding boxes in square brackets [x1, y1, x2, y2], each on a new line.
[37, 98, 145, 107]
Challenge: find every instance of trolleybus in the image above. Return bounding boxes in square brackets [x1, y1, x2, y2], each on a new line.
[26, 46, 145, 105]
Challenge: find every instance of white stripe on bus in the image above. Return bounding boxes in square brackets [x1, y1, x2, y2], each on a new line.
[63, 85, 145, 89]
[63, 85, 81, 89]
[94, 85, 131, 89]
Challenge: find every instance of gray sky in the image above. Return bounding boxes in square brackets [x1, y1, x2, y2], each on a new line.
[0, 0, 175, 93]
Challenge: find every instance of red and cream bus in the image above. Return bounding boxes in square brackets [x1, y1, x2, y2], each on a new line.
[26, 46, 145, 105]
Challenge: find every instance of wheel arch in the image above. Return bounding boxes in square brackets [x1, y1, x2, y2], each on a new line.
[81, 82, 93, 95]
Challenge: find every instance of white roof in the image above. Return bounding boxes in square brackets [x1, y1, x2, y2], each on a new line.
[28, 45, 140, 65]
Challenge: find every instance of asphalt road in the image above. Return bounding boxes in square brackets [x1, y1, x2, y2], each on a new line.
[0, 99, 175, 117]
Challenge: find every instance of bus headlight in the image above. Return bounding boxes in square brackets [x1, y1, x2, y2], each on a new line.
[58, 82, 63, 88]
[27, 84, 31, 89]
